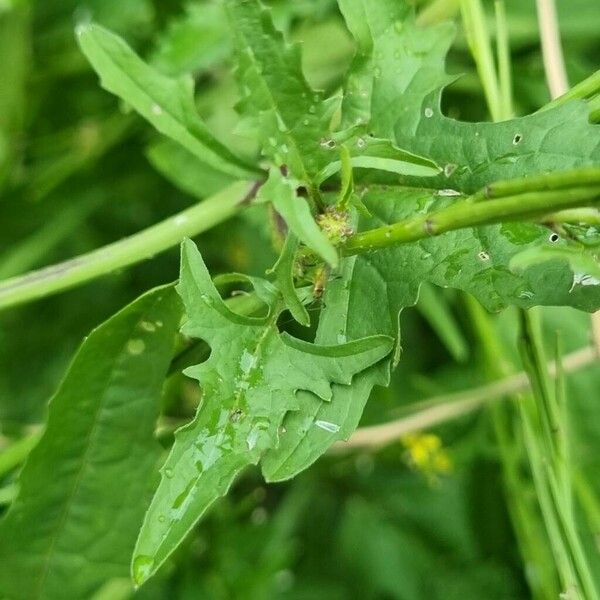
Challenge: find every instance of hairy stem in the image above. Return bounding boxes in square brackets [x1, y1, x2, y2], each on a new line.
[344, 186, 600, 254]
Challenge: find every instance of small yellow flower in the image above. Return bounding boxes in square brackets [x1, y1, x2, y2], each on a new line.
[402, 433, 452, 481]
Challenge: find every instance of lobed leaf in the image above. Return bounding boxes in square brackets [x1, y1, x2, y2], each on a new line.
[264, 187, 600, 480]
[0, 287, 182, 600]
[225, 0, 340, 185]
[132, 240, 393, 585]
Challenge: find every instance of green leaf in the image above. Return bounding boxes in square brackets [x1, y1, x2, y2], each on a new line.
[258, 168, 338, 267]
[132, 239, 393, 585]
[339, 0, 600, 193]
[149, 2, 231, 76]
[511, 246, 600, 302]
[316, 135, 441, 184]
[0, 286, 182, 600]
[146, 139, 235, 200]
[338, 0, 455, 136]
[76, 23, 259, 180]
[271, 233, 310, 327]
[225, 0, 339, 186]
[263, 187, 600, 480]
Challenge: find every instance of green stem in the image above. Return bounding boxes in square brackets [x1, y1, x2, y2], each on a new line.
[520, 311, 599, 600]
[478, 167, 600, 200]
[344, 186, 600, 254]
[542, 208, 600, 226]
[589, 94, 600, 124]
[0, 430, 42, 478]
[464, 296, 560, 599]
[0, 181, 257, 311]
[494, 0, 513, 120]
[539, 69, 600, 112]
[460, 0, 502, 121]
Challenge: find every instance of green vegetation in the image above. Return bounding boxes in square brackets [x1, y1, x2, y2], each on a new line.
[0, 1, 599, 598]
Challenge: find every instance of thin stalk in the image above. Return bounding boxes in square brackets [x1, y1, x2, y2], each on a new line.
[476, 167, 600, 200]
[542, 208, 600, 227]
[494, 0, 513, 119]
[0, 430, 42, 478]
[539, 69, 600, 112]
[520, 310, 599, 599]
[460, 0, 502, 121]
[339, 344, 597, 449]
[519, 403, 579, 592]
[464, 297, 559, 599]
[0, 181, 257, 311]
[589, 94, 600, 124]
[344, 186, 600, 254]
[535, 0, 569, 99]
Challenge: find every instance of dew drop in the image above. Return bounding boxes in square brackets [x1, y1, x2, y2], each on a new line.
[302, 119, 310, 126]
[308, 105, 317, 114]
[478, 251, 490, 261]
[424, 107, 434, 118]
[174, 214, 189, 226]
[151, 104, 163, 116]
[140, 321, 156, 333]
[315, 420, 340, 433]
[519, 291, 534, 300]
[155, 320, 164, 328]
[512, 133, 522, 145]
[548, 232, 560, 243]
[374, 67, 382, 79]
[133, 555, 154, 585]
[127, 339, 145, 355]
[437, 189, 460, 197]
[164, 468, 174, 478]
[158, 515, 166, 523]
[356, 137, 366, 149]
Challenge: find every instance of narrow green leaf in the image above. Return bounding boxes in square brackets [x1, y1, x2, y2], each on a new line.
[76, 23, 259, 180]
[416, 283, 469, 363]
[0, 286, 182, 600]
[271, 233, 310, 327]
[132, 240, 392, 585]
[259, 168, 338, 267]
[316, 136, 440, 184]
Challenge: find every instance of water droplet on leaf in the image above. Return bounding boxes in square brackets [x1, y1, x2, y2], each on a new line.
[133, 555, 154, 585]
[127, 339, 145, 355]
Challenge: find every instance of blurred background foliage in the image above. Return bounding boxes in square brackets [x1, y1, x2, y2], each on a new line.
[0, 0, 599, 598]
